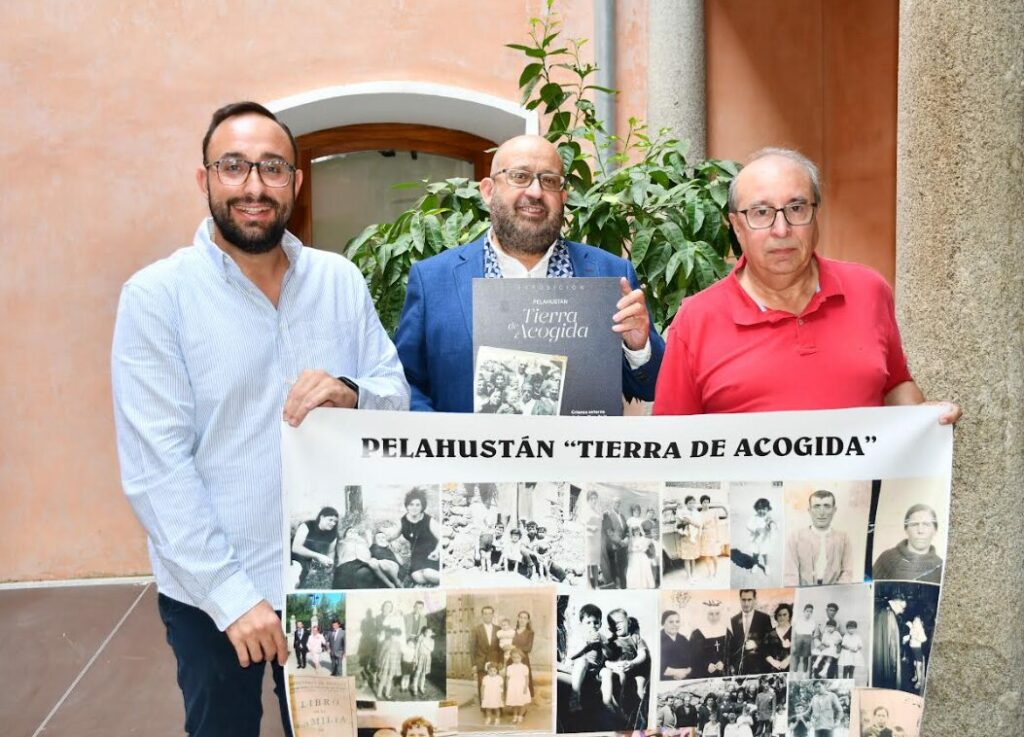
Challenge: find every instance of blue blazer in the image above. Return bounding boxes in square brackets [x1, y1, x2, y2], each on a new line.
[394, 237, 665, 412]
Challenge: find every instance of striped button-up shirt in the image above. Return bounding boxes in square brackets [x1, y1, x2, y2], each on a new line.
[112, 219, 408, 629]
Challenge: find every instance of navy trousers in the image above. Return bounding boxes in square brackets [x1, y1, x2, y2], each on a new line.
[158, 593, 293, 737]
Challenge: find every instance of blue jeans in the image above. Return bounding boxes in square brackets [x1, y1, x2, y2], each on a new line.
[158, 593, 293, 737]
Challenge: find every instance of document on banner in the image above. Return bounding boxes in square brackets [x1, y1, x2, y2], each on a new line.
[282, 406, 952, 737]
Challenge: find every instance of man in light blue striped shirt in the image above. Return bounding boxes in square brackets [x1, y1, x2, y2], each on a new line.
[112, 101, 409, 737]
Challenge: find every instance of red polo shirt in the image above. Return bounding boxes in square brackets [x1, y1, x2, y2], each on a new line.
[653, 255, 913, 415]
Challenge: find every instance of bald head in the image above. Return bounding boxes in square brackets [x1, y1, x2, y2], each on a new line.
[728, 148, 820, 213]
[490, 135, 564, 176]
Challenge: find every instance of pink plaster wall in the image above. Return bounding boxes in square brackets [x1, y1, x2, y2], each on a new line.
[0, 1, 649, 581]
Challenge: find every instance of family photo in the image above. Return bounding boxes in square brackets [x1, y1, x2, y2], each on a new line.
[869, 477, 948, 584]
[474, 346, 567, 415]
[579, 482, 662, 589]
[663, 482, 731, 589]
[556, 589, 657, 733]
[446, 590, 554, 733]
[729, 482, 786, 590]
[290, 484, 442, 591]
[285, 592, 346, 677]
[783, 481, 872, 588]
[441, 481, 584, 586]
[786, 679, 853, 737]
[345, 591, 447, 702]
[657, 674, 788, 736]
[792, 585, 872, 685]
[872, 581, 940, 695]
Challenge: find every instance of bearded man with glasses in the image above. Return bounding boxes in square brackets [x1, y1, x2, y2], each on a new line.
[654, 147, 960, 424]
[112, 101, 408, 737]
[395, 134, 665, 412]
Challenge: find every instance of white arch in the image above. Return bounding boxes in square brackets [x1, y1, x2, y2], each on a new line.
[268, 81, 538, 142]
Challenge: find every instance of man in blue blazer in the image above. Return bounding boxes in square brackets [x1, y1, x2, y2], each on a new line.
[395, 134, 664, 412]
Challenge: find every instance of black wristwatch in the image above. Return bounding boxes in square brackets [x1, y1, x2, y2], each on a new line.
[338, 376, 360, 406]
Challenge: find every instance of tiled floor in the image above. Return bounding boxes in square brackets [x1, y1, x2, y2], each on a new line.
[1, 582, 287, 737]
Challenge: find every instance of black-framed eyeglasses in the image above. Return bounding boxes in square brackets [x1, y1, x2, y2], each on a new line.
[206, 157, 296, 188]
[737, 201, 818, 229]
[493, 168, 565, 191]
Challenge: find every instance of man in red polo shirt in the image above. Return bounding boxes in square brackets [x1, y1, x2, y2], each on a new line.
[653, 148, 960, 423]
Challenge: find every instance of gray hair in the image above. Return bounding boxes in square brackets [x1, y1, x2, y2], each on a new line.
[727, 147, 822, 213]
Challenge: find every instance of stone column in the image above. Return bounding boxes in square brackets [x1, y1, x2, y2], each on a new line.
[896, 0, 1024, 733]
[647, 0, 706, 162]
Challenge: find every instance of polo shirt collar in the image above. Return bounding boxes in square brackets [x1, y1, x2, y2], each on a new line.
[726, 253, 845, 326]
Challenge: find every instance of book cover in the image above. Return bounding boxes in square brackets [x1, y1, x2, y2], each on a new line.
[472, 277, 623, 416]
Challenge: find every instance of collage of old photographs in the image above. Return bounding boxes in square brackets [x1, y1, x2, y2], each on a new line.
[285, 477, 946, 736]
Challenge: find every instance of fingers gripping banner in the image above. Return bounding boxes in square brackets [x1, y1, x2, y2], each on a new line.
[282, 406, 952, 737]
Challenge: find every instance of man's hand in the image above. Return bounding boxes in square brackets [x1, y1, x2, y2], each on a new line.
[612, 277, 650, 351]
[925, 401, 962, 425]
[225, 600, 287, 668]
[283, 369, 358, 427]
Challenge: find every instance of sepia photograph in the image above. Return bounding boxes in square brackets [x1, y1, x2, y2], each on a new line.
[871, 581, 940, 695]
[792, 584, 873, 685]
[555, 588, 657, 733]
[354, 702, 459, 737]
[345, 590, 447, 703]
[474, 345, 567, 415]
[441, 481, 585, 587]
[868, 477, 948, 585]
[289, 484, 442, 591]
[729, 482, 786, 590]
[286, 592, 346, 677]
[786, 679, 853, 737]
[580, 481, 662, 590]
[852, 688, 923, 737]
[782, 480, 872, 588]
[446, 589, 555, 733]
[663, 482, 731, 590]
[657, 674, 788, 736]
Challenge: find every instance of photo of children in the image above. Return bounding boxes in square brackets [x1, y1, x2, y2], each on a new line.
[663, 483, 731, 589]
[289, 484, 442, 590]
[729, 482, 786, 589]
[446, 589, 554, 733]
[868, 477, 948, 584]
[442, 481, 584, 587]
[345, 591, 446, 702]
[783, 480, 872, 588]
[474, 346, 567, 415]
[556, 589, 657, 733]
[793, 585, 872, 685]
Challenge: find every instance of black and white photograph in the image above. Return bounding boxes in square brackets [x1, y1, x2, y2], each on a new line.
[871, 581, 940, 695]
[555, 589, 656, 733]
[663, 482, 731, 589]
[869, 477, 948, 584]
[783, 481, 871, 588]
[852, 688, 923, 737]
[345, 591, 447, 702]
[579, 481, 661, 590]
[474, 345, 567, 415]
[723, 588, 795, 679]
[286, 592, 346, 676]
[657, 674, 788, 736]
[441, 481, 584, 587]
[354, 702, 459, 737]
[446, 589, 554, 733]
[792, 584, 872, 685]
[786, 679, 853, 737]
[729, 482, 786, 590]
[289, 484, 441, 590]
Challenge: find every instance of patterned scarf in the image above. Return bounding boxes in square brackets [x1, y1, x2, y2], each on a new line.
[483, 232, 574, 278]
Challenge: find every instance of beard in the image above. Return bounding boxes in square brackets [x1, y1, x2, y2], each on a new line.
[208, 192, 292, 254]
[489, 194, 563, 256]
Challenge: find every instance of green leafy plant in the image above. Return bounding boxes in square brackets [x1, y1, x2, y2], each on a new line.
[346, 2, 740, 334]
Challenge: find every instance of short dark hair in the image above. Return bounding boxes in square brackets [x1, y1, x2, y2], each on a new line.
[753, 498, 772, 513]
[405, 487, 428, 510]
[699, 495, 711, 504]
[739, 589, 757, 599]
[773, 603, 793, 620]
[202, 101, 298, 164]
[579, 603, 602, 622]
[662, 609, 679, 625]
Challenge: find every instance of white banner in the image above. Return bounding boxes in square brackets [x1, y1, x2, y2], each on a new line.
[283, 406, 952, 737]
